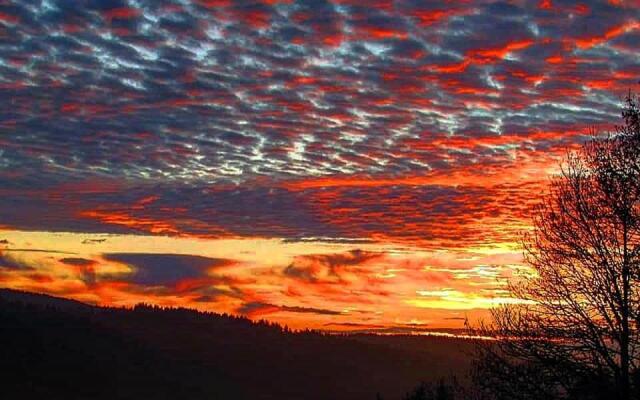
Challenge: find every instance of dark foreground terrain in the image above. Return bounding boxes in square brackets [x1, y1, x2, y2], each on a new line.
[0, 288, 472, 400]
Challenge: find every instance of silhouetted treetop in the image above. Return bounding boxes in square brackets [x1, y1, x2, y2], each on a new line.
[473, 93, 640, 400]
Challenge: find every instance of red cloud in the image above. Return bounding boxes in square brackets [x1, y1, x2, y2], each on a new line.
[574, 21, 640, 49]
[0, 12, 19, 25]
[408, 8, 471, 26]
[104, 7, 141, 21]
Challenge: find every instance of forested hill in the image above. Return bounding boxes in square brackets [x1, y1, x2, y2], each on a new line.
[0, 288, 472, 400]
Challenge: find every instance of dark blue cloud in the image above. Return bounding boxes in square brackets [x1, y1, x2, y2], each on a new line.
[0, 252, 34, 270]
[102, 253, 228, 286]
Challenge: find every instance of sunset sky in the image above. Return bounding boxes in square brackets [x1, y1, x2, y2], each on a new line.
[1, 0, 639, 332]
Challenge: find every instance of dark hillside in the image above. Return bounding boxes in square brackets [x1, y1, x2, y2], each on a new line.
[0, 288, 472, 400]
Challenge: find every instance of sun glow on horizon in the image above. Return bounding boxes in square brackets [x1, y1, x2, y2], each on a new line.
[0, 229, 525, 330]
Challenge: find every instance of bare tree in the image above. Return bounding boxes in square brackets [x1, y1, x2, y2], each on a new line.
[472, 94, 640, 400]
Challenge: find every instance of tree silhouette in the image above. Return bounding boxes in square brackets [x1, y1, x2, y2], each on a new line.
[473, 94, 640, 400]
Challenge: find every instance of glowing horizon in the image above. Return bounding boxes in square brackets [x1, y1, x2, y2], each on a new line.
[0, 229, 531, 331]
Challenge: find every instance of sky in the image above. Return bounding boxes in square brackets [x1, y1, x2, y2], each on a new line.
[1, 0, 639, 333]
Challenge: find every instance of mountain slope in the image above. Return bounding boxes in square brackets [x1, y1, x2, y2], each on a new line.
[0, 288, 473, 400]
